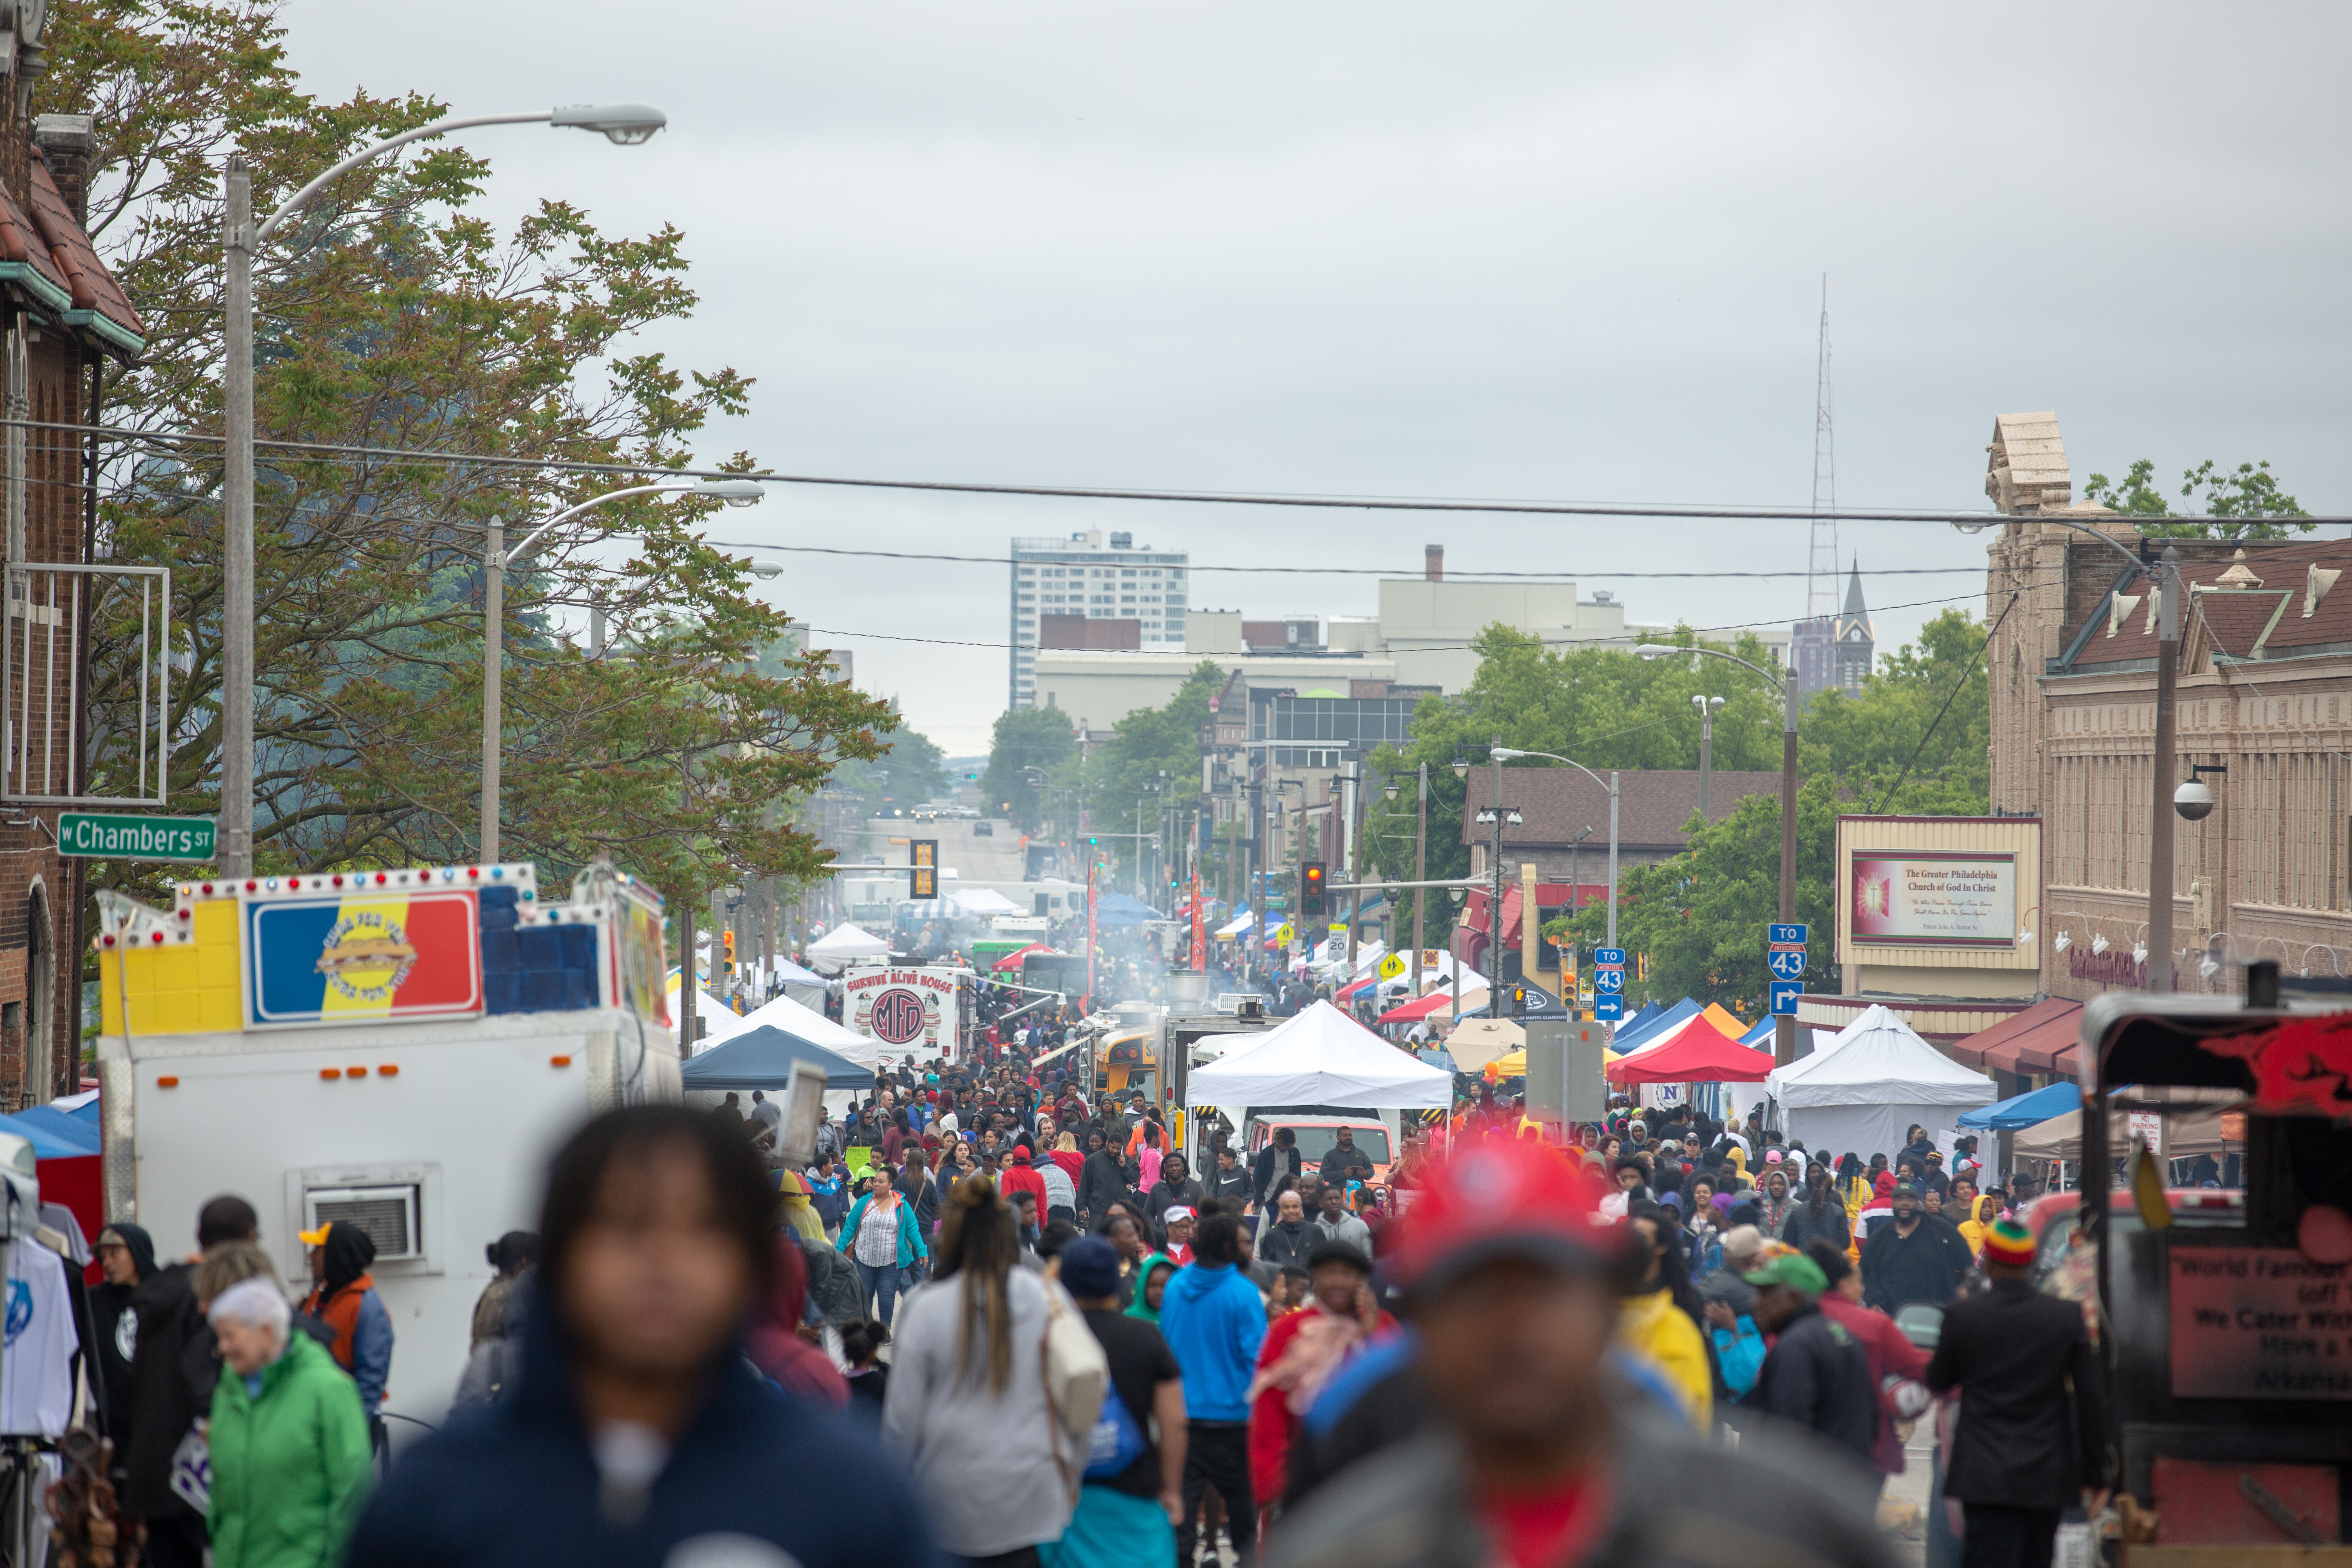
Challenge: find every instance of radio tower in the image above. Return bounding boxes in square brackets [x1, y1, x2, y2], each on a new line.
[1807, 276, 1837, 620]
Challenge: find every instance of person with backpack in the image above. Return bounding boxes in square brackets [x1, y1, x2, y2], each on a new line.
[1042, 1237, 1186, 1568]
[297, 1221, 394, 1457]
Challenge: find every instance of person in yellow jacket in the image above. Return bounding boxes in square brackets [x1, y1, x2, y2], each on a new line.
[1616, 1199, 1713, 1427]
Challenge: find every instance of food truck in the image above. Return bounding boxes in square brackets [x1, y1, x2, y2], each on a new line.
[92, 859, 677, 1426]
[2077, 963, 2352, 1565]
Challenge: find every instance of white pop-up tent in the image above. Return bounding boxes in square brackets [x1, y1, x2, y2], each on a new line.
[728, 991, 876, 1065]
[806, 923, 893, 968]
[1187, 1000, 1451, 1110]
[1764, 1003, 1998, 1160]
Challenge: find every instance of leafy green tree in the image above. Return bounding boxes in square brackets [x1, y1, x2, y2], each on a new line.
[1356, 623, 1787, 949]
[49, 0, 891, 917]
[980, 706, 1079, 829]
[2081, 457, 2310, 538]
[827, 709, 948, 818]
[1084, 664, 1223, 900]
[1798, 608, 1991, 815]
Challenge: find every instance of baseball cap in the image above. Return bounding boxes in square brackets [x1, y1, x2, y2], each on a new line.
[1306, 1237, 1373, 1273]
[1981, 1219, 2035, 1269]
[1058, 1236, 1121, 1298]
[1394, 1141, 1621, 1292]
[96, 1227, 131, 1250]
[1763, 1149, 1783, 1164]
[298, 1223, 332, 1247]
[1742, 1249, 1828, 1298]
[1162, 1205, 1196, 1225]
[1893, 1180, 1922, 1199]
[1718, 1223, 1765, 1265]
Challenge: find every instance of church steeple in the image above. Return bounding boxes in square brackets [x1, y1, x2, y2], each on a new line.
[1832, 557, 1873, 694]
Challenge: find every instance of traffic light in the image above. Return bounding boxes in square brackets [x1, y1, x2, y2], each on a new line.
[1302, 862, 1326, 918]
[722, 930, 736, 970]
[910, 838, 938, 898]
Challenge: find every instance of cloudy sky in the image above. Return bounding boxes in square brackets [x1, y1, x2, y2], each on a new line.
[285, 2, 2352, 755]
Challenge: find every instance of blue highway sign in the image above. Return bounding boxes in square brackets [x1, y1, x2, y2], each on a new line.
[1768, 924, 1808, 946]
[1768, 949, 1806, 981]
[1769, 980, 1803, 1016]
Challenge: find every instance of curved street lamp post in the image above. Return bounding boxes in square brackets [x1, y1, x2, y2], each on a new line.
[218, 103, 668, 876]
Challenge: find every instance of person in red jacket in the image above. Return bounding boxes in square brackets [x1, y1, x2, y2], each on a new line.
[1805, 1240, 1931, 1481]
[997, 1140, 1049, 1216]
[1247, 1239, 1390, 1534]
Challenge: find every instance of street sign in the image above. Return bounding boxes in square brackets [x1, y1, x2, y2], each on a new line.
[1595, 994, 1624, 1022]
[1768, 949, 1806, 981]
[1592, 946, 1626, 996]
[1768, 923, 1808, 946]
[58, 813, 216, 862]
[1769, 980, 1803, 1016]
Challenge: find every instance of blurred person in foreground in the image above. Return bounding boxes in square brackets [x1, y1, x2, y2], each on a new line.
[345, 1105, 934, 1568]
[1264, 1140, 1892, 1568]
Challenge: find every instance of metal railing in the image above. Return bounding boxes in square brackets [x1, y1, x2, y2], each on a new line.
[3, 562, 172, 806]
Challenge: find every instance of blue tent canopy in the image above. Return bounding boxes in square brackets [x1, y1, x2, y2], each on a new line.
[679, 1026, 875, 1092]
[1613, 998, 1700, 1053]
[0, 1108, 99, 1159]
[1957, 1080, 2080, 1130]
[1092, 892, 1165, 929]
[1617, 1000, 1665, 1037]
[1737, 1015, 1776, 1049]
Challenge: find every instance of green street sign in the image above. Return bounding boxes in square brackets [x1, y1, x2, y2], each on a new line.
[58, 813, 216, 862]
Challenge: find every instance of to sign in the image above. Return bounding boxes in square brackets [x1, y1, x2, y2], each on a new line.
[59, 813, 216, 862]
[1595, 947, 1626, 965]
[1769, 980, 1803, 1016]
[1592, 946, 1626, 996]
[1769, 924, 1808, 945]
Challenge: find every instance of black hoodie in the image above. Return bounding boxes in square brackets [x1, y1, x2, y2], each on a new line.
[89, 1222, 158, 1434]
[121, 1256, 215, 1519]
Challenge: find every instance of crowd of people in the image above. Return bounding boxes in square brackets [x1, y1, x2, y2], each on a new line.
[89, 1012, 2114, 1568]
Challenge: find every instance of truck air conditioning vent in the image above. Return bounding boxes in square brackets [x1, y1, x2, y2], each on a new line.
[307, 1184, 421, 1261]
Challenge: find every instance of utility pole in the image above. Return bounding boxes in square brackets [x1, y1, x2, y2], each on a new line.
[220, 157, 254, 878]
[481, 517, 504, 863]
[2148, 546, 2180, 991]
[1490, 736, 1506, 1015]
[1693, 694, 1723, 819]
[1411, 761, 1428, 997]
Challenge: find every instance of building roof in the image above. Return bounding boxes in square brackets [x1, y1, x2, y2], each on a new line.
[1458, 767, 1782, 851]
[2071, 538, 2352, 670]
[1840, 558, 1867, 616]
[0, 151, 145, 356]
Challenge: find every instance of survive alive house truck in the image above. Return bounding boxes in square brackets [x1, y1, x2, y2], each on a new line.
[91, 860, 678, 1426]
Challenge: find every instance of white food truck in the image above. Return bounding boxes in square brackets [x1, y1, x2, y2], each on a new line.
[91, 858, 678, 1428]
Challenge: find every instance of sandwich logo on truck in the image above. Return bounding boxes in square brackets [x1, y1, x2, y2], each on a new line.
[247, 889, 483, 1028]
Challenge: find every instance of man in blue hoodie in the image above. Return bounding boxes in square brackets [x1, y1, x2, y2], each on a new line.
[1157, 1207, 1268, 1567]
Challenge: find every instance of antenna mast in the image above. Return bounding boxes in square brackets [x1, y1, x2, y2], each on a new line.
[1807, 276, 1837, 621]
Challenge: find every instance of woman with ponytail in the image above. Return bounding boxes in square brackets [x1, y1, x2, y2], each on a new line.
[883, 1174, 1083, 1566]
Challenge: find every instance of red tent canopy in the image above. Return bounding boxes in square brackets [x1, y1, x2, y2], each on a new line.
[1374, 990, 1460, 1026]
[991, 943, 1053, 972]
[1606, 1015, 1774, 1084]
[1334, 975, 1379, 1001]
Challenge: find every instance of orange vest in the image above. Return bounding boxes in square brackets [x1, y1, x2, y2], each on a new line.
[304, 1270, 374, 1371]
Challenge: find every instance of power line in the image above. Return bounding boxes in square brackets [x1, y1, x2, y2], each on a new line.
[19, 415, 2351, 528]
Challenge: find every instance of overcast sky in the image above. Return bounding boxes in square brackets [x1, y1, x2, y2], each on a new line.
[285, 2, 2352, 756]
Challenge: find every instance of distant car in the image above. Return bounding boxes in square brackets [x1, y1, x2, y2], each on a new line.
[973, 821, 993, 836]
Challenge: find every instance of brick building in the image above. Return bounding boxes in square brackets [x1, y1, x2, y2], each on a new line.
[0, 95, 149, 1106]
[1979, 412, 2352, 1001]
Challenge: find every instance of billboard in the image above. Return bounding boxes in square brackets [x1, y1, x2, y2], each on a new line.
[1848, 851, 2017, 947]
[245, 889, 483, 1029]
[845, 965, 964, 1062]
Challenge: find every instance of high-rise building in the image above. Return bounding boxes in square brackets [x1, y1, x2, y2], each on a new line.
[1790, 616, 1836, 700]
[1008, 530, 1188, 710]
[1832, 558, 1873, 694]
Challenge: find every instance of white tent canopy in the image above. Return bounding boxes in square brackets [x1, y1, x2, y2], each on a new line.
[1214, 909, 1255, 938]
[807, 924, 893, 964]
[2014, 1107, 2236, 1161]
[958, 888, 1023, 917]
[1186, 1000, 1450, 1110]
[668, 976, 748, 1047]
[726, 991, 877, 1066]
[1764, 1003, 1997, 1161]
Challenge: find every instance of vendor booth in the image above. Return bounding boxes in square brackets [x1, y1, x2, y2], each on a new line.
[1186, 1000, 1450, 1120]
[1764, 1002, 1998, 1158]
[1606, 1014, 1773, 1085]
[807, 923, 894, 967]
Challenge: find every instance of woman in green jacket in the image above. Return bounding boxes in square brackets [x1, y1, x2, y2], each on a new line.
[206, 1276, 374, 1568]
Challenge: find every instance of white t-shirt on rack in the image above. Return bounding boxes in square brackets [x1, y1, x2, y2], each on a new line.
[2, 1234, 76, 1436]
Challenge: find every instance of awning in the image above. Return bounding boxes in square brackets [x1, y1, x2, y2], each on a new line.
[1957, 1080, 2080, 1130]
[1947, 997, 2083, 1077]
[1374, 987, 1486, 1026]
[1214, 909, 1254, 938]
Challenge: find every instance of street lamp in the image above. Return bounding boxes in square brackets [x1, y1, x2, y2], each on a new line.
[218, 103, 668, 877]
[481, 479, 771, 863]
[1636, 641, 1799, 1062]
[1490, 747, 1620, 955]
[1956, 517, 2181, 990]
[1692, 693, 1725, 817]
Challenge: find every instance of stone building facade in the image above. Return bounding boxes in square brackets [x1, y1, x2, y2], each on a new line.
[0, 62, 151, 1105]
[1978, 412, 2352, 1001]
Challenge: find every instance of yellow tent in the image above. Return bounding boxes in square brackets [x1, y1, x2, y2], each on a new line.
[1483, 1043, 1625, 1080]
[1701, 1003, 1749, 1037]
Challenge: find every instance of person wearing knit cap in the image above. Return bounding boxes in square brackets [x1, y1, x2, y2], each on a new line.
[1927, 1220, 2112, 1568]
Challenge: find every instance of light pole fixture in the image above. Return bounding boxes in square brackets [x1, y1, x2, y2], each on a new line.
[218, 102, 667, 877]
[481, 479, 770, 863]
[1451, 742, 1470, 781]
[1955, 517, 2181, 989]
[1637, 640, 1800, 1061]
